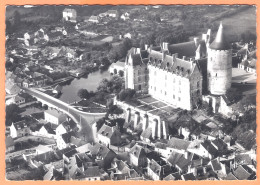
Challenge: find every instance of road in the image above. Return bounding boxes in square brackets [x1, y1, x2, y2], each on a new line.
[23, 88, 106, 142]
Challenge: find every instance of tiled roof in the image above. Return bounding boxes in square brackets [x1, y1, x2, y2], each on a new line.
[148, 50, 196, 78]
[129, 144, 144, 159]
[163, 172, 181, 180]
[182, 173, 196, 180]
[210, 158, 222, 171]
[89, 143, 115, 159]
[201, 140, 218, 156]
[235, 154, 253, 165]
[225, 172, 238, 180]
[211, 138, 227, 150]
[45, 109, 66, 119]
[209, 23, 230, 50]
[167, 137, 191, 150]
[148, 159, 172, 179]
[141, 127, 152, 139]
[167, 151, 191, 171]
[83, 166, 101, 177]
[42, 123, 56, 135]
[12, 120, 29, 130]
[168, 41, 197, 58]
[233, 165, 252, 180]
[97, 124, 119, 139]
[61, 131, 76, 144]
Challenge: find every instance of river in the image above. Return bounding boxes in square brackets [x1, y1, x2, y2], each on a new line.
[58, 70, 111, 103]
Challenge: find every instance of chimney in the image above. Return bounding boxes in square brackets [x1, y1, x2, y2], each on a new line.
[172, 53, 178, 60]
[134, 112, 140, 129]
[144, 44, 149, 50]
[162, 42, 169, 50]
[182, 56, 186, 60]
[194, 37, 199, 47]
[162, 50, 167, 61]
[136, 48, 141, 54]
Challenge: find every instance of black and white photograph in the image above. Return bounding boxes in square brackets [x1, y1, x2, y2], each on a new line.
[4, 5, 257, 180]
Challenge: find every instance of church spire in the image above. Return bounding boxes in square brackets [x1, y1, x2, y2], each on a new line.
[209, 22, 230, 50]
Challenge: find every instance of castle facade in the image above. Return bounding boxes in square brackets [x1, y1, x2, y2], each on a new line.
[125, 23, 232, 110]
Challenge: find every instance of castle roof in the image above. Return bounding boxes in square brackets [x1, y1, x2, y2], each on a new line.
[209, 23, 230, 50]
[148, 50, 197, 78]
[168, 41, 197, 57]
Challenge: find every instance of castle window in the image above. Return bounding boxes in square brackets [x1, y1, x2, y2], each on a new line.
[179, 80, 181, 85]
[165, 75, 167, 80]
[165, 91, 167, 95]
[178, 97, 181, 101]
[154, 71, 157, 75]
[151, 86, 152, 89]
[138, 85, 141, 90]
[138, 70, 140, 75]
[138, 76, 141, 82]
[173, 78, 175, 83]
[197, 81, 200, 88]
[154, 87, 156, 91]
[173, 95, 175, 99]
[216, 73, 217, 77]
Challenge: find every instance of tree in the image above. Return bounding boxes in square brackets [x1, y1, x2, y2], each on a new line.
[225, 88, 243, 103]
[107, 105, 123, 118]
[77, 89, 89, 99]
[117, 89, 136, 101]
[238, 95, 256, 111]
[5, 104, 22, 126]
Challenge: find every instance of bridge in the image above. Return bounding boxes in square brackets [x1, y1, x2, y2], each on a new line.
[23, 88, 106, 142]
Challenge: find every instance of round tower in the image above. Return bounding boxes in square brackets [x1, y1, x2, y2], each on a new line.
[207, 23, 232, 95]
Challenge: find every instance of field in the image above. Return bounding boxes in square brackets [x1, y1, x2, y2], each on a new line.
[221, 7, 256, 41]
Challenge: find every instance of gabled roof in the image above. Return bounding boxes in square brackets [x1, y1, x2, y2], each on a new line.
[211, 138, 227, 150]
[235, 154, 253, 165]
[210, 158, 222, 171]
[209, 23, 230, 50]
[233, 165, 253, 180]
[225, 172, 238, 180]
[89, 143, 115, 159]
[97, 124, 119, 139]
[12, 120, 29, 130]
[61, 131, 76, 144]
[41, 123, 56, 135]
[141, 127, 152, 139]
[167, 137, 191, 150]
[182, 173, 196, 180]
[200, 140, 218, 157]
[167, 151, 192, 171]
[129, 144, 144, 159]
[163, 173, 181, 180]
[63, 8, 76, 13]
[45, 109, 66, 119]
[148, 159, 172, 178]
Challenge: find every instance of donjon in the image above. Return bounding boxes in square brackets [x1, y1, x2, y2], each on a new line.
[207, 23, 232, 95]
